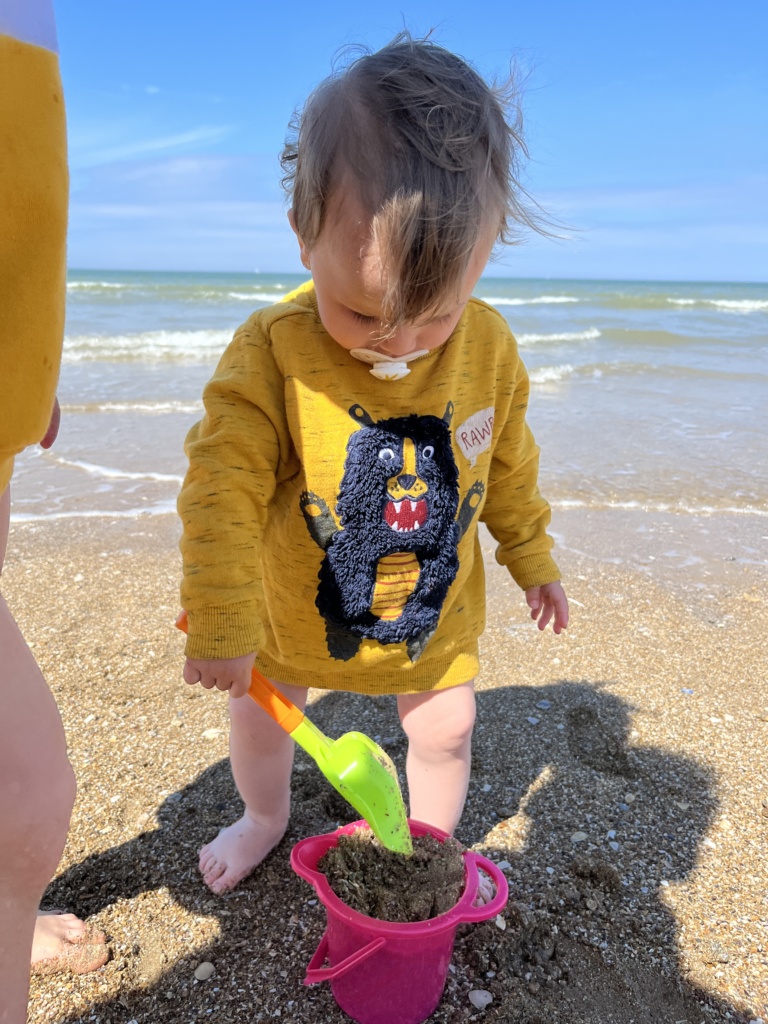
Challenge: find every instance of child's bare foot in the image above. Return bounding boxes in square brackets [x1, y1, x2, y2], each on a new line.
[31, 911, 109, 975]
[198, 814, 287, 894]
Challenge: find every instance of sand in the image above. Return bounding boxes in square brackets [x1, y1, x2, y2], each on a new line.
[5, 510, 766, 1024]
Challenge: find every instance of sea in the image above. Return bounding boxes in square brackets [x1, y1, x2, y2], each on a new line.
[9, 271, 768, 597]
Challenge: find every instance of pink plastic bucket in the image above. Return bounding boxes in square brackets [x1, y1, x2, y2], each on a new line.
[291, 819, 508, 1024]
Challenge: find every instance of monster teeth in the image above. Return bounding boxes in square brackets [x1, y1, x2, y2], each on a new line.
[394, 500, 403, 513]
[392, 521, 420, 533]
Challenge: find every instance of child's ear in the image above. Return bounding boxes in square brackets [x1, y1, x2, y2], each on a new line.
[287, 209, 311, 270]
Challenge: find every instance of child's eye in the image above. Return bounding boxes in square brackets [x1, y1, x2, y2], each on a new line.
[350, 310, 378, 325]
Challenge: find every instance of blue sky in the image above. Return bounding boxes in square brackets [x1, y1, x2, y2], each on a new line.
[57, 0, 767, 281]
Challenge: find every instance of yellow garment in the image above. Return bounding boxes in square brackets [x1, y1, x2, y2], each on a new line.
[0, 34, 68, 493]
[179, 283, 560, 695]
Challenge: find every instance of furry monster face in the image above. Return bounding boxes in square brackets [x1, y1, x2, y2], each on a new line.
[336, 411, 459, 553]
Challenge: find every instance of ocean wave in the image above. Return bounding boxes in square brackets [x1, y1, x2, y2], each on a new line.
[529, 364, 576, 384]
[63, 329, 232, 363]
[61, 401, 203, 415]
[10, 501, 178, 523]
[67, 280, 128, 290]
[49, 454, 184, 484]
[553, 498, 768, 517]
[481, 294, 579, 306]
[228, 290, 287, 303]
[668, 298, 768, 313]
[517, 328, 601, 345]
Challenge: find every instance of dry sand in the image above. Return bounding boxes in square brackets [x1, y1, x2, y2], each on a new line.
[5, 510, 766, 1024]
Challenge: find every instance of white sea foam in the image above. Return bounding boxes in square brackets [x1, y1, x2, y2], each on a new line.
[67, 280, 127, 290]
[62, 401, 203, 415]
[553, 498, 768, 517]
[49, 455, 183, 484]
[529, 364, 576, 384]
[482, 295, 579, 306]
[517, 328, 601, 345]
[63, 329, 232, 363]
[228, 290, 286, 303]
[709, 299, 768, 312]
[668, 298, 768, 313]
[10, 501, 178, 523]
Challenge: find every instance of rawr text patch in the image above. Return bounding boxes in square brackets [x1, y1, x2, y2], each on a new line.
[456, 407, 494, 466]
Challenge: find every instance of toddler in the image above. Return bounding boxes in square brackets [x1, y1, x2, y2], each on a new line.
[178, 33, 569, 895]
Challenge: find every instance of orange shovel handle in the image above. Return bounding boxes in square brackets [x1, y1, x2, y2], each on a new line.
[175, 611, 304, 734]
[245, 669, 305, 734]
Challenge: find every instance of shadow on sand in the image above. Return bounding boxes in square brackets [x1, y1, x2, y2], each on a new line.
[44, 679, 748, 1024]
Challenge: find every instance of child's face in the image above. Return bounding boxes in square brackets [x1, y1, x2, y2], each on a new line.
[289, 194, 495, 358]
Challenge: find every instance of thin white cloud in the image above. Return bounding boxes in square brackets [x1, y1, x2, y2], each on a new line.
[541, 176, 768, 219]
[66, 171, 768, 280]
[72, 126, 233, 168]
[69, 152, 282, 205]
[71, 199, 288, 226]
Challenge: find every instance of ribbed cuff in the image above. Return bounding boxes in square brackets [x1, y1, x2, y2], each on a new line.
[502, 552, 561, 591]
[183, 602, 263, 660]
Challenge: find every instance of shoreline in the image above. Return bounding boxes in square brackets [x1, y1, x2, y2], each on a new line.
[5, 512, 766, 1023]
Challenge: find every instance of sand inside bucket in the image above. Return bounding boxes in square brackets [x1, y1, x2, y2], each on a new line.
[318, 827, 466, 922]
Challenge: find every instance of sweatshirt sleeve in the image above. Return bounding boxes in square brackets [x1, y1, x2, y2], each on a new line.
[0, 14, 68, 493]
[480, 354, 561, 591]
[178, 322, 291, 660]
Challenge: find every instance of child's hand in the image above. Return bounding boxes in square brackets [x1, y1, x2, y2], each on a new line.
[183, 653, 256, 699]
[526, 582, 569, 634]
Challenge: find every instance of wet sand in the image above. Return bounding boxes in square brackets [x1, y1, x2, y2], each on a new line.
[5, 510, 766, 1024]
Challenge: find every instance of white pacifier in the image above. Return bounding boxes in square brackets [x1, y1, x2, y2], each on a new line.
[349, 348, 430, 380]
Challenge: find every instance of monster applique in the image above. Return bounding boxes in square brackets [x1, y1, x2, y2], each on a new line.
[300, 403, 485, 662]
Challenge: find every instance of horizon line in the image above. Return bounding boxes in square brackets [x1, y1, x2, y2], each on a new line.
[65, 268, 768, 287]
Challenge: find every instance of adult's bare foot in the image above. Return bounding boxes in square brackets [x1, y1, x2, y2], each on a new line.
[198, 814, 286, 895]
[31, 911, 109, 976]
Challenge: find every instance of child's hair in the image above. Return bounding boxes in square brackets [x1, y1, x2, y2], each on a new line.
[281, 32, 540, 329]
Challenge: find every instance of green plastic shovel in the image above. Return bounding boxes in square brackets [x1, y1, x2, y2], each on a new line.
[177, 613, 412, 855]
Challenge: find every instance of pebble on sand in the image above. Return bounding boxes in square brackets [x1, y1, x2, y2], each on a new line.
[194, 961, 215, 981]
[468, 989, 494, 1010]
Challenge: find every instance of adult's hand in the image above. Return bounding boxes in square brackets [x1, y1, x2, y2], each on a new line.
[39, 396, 60, 449]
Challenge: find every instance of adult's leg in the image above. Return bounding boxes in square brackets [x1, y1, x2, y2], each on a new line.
[198, 680, 309, 894]
[0, 487, 77, 1024]
[397, 679, 476, 836]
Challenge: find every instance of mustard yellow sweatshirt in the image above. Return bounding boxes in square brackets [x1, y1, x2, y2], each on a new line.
[0, 25, 68, 494]
[179, 284, 560, 695]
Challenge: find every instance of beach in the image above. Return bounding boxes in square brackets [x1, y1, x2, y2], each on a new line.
[9, 273, 768, 1022]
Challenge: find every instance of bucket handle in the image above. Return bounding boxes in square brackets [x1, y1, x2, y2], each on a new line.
[304, 931, 387, 986]
[457, 852, 509, 923]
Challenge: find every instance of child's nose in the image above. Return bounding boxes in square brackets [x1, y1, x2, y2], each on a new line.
[375, 325, 421, 356]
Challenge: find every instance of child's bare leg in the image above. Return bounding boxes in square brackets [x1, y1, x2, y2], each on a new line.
[0, 487, 77, 1023]
[397, 680, 476, 836]
[199, 680, 308, 894]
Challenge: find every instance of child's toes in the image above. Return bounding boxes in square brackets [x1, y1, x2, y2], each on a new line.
[200, 854, 226, 882]
[208, 869, 238, 895]
[198, 846, 218, 874]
